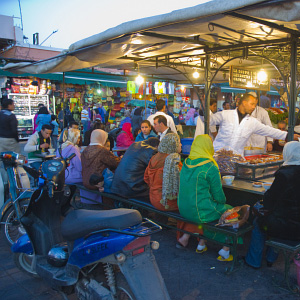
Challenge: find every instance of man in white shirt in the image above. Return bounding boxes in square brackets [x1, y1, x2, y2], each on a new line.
[148, 100, 177, 133]
[194, 99, 218, 139]
[195, 93, 300, 155]
[153, 115, 173, 141]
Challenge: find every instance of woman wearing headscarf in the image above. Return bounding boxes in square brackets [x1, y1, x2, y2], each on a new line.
[245, 142, 300, 269]
[120, 110, 132, 128]
[178, 135, 233, 261]
[116, 122, 134, 148]
[144, 133, 202, 244]
[56, 128, 82, 184]
[185, 108, 196, 125]
[81, 129, 120, 204]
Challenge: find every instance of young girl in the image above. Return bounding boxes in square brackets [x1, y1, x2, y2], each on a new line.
[135, 120, 157, 142]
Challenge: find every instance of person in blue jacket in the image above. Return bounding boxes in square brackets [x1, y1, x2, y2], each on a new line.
[50, 115, 59, 150]
[135, 120, 157, 141]
[36, 106, 51, 132]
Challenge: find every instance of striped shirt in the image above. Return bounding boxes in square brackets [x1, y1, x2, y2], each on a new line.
[81, 109, 89, 121]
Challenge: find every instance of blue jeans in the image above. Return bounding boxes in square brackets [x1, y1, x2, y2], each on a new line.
[82, 120, 89, 134]
[245, 218, 278, 268]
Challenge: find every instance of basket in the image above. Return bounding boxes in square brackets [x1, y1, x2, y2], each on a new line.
[181, 138, 194, 155]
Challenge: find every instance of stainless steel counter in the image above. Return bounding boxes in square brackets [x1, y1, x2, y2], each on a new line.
[222, 177, 274, 196]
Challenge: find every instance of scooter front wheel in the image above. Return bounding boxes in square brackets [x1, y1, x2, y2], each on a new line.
[13, 252, 39, 278]
[116, 273, 136, 300]
[1, 199, 29, 246]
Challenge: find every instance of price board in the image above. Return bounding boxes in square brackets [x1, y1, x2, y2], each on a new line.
[229, 66, 270, 91]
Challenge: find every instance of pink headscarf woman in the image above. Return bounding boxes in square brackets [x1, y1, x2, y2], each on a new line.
[116, 122, 134, 148]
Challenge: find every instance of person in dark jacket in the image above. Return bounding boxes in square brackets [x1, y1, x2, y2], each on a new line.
[0, 98, 20, 153]
[110, 137, 160, 201]
[131, 107, 143, 134]
[245, 141, 300, 268]
[83, 120, 105, 146]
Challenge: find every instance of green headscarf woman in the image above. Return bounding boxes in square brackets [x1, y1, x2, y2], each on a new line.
[178, 134, 234, 261]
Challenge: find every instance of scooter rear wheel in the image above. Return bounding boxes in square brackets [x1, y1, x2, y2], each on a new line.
[116, 273, 136, 300]
[13, 252, 39, 278]
[1, 199, 29, 246]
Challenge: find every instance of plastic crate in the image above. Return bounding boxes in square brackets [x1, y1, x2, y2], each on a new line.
[181, 138, 194, 155]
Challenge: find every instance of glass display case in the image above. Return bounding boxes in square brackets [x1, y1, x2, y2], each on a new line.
[8, 94, 49, 139]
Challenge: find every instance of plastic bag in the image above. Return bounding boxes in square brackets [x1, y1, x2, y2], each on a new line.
[103, 168, 114, 193]
[216, 205, 250, 229]
[213, 147, 246, 175]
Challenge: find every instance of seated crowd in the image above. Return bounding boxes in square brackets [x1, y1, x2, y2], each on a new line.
[23, 112, 300, 267]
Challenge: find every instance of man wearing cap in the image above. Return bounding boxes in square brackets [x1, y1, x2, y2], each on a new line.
[195, 93, 300, 155]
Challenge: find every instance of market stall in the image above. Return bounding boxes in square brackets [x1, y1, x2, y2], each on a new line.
[3, 0, 300, 206]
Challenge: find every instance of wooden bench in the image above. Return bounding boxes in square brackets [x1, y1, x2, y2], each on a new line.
[73, 184, 253, 274]
[265, 238, 300, 292]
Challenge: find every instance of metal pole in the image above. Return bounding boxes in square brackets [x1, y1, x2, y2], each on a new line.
[288, 35, 297, 141]
[204, 55, 211, 134]
[144, 82, 147, 120]
[62, 72, 65, 127]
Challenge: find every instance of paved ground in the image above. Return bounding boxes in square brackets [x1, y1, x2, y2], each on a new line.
[0, 142, 299, 299]
[0, 228, 300, 300]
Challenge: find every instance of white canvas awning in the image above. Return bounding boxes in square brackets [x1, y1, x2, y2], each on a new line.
[3, 0, 300, 82]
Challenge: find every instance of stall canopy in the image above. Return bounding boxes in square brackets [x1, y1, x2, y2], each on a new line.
[3, 0, 300, 84]
[0, 69, 127, 87]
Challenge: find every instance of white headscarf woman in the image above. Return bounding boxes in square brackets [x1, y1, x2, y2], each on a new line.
[283, 141, 300, 166]
[89, 129, 108, 146]
[61, 128, 81, 150]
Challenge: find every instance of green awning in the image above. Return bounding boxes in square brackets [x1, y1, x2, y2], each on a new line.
[0, 69, 127, 88]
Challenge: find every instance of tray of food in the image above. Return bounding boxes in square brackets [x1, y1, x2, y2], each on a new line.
[236, 154, 283, 180]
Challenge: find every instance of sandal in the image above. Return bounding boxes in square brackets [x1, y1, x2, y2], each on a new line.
[196, 245, 208, 254]
[217, 255, 233, 262]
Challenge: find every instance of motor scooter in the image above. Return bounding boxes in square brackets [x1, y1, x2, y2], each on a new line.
[0, 152, 33, 245]
[12, 154, 170, 299]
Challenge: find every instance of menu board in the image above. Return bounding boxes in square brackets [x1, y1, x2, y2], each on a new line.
[229, 66, 270, 91]
[8, 94, 49, 139]
[30, 95, 48, 115]
[9, 94, 30, 116]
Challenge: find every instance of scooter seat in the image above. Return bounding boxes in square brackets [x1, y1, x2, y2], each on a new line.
[61, 208, 142, 241]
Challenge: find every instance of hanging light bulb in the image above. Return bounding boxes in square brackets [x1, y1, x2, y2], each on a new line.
[193, 70, 200, 79]
[135, 74, 144, 85]
[257, 69, 267, 83]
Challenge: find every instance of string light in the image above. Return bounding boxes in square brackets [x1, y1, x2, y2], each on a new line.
[135, 63, 144, 85]
[193, 70, 200, 79]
